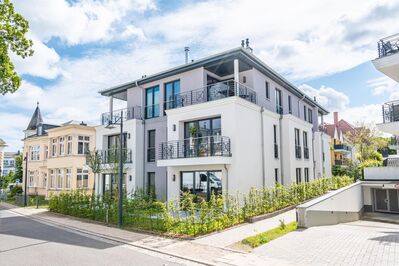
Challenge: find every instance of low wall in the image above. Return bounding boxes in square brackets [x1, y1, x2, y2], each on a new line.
[297, 182, 363, 228]
[364, 167, 399, 180]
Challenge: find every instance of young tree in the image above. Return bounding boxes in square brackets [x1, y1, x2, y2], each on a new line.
[346, 123, 383, 162]
[85, 150, 104, 192]
[14, 154, 23, 182]
[0, 0, 34, 94]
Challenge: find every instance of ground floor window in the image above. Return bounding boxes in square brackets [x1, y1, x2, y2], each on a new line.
[102, 173, 126, 194]
[304, 168, 309, 182]
[180, 170, 222, 201]
[65, 169, 71, 189]
[147, 172, 156, 196]
[50, 170, 55, 188]
[57, 169, 63, 189]
[28, 171, 34, 187]
[77, 169, 89, 188]
[296, 168, 302, 184]
[274, 168, 279, 184]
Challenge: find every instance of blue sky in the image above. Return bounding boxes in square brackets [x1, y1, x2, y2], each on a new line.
[1, 0, 399, 151]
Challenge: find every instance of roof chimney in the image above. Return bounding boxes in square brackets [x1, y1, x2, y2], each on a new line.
[241, 40, 245, 48]
[184, 46, 190, 64]
[245, 38, 253, 53]
[333, 112, 338, 125]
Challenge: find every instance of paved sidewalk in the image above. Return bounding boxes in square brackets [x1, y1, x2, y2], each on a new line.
[193, 209, 296, 248]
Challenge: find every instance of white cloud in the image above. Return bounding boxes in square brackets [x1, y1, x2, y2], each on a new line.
[0, 112, 30, 152]
[299, 84, 350, 111]
[368, 76, 399, 100]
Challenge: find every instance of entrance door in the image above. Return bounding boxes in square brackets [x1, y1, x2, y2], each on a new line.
[375, 189, 388, 212]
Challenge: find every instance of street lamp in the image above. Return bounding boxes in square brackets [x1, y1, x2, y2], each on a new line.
[105, 110, 124, 228]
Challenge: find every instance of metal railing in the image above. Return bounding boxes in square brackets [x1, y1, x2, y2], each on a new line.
[384, 157, 399, 167]
[163, 80, 257, 112]
[99, 148, 132, 164]
[304, 147, 309, 159]
[159, 136, 231, 160]
[101, 106, 142, 125]
[295, 146, 302, 159]
[382, 100, 399, 123]
[377, 33, 399, 58]
[334, 144, 351, 152]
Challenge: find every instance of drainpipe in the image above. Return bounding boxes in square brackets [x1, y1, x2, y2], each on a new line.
[135, 81, 146, 191]
[320, 114, 325, 177]
[224, 164, 229, 196]
[279, 113, 284, 185]
[260, 107, 266, 187]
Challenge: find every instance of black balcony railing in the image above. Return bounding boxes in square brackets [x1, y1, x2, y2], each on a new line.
[163, 80, 256, 112]
[377, 34, 399, 58]
[274, 143, 279, 158]
[304, 147, 309, 159]
[295, 145, 302, 159]
[382, 100, 399, 123]
[101, 107, 142, 125]
[159, 136, 231, 160]
[99, 148, 132, 164]
[334, 144, 351, 152]
[383, 157, 399, 167]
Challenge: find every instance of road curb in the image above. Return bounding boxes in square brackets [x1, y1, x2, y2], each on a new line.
[0, 203, 216, 266]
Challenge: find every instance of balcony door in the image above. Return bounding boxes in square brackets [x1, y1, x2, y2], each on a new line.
[146, 86, 160, 118]
[181, 171, 222, 201]
[164, 80, 180, 111]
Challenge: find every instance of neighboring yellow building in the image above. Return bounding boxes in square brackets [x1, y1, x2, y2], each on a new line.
[22, 104, 96, 198]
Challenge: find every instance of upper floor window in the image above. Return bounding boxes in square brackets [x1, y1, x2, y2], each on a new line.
[51, 138, 57, 157]
[265, 81, 270, 100]
[67, 136, 73, 155]
[145, 86, 160, 119]
[275, 88, 282, 114]
[42, 172, 47, 188]
[78, 136, 90, 155]
[288, 95, 292, 114]
[30, 145, 40, 161]
[108, 134, 127, 150]
[147, 130, 156, 162]
[295, 128, 301, 159]
[28, 171, 34, 187]
[164, 80, 180, 110]
[59, 137, 65, 156]
[273, 125, 278, 159]
[303, 105, 307, 121]
[308, 108, 313, 123]
[303, 131, 309, 159]
[44, 146, 48, 159]
[304, 168, 309, 182]
[184, 117, 221, 138]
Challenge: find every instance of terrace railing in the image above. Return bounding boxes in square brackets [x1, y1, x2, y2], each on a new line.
[159, 136, 231, 160]
[377, 33, 399, 58]
[101, 107, 142, 125]
[333, 144, 352, 152]
[163, 80, 257, 112]
[382, 100, 399, 123]
[99, 148, 132, 164]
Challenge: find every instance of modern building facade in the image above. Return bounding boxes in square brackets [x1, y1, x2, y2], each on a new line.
[324, 112, 357, 166]
[22, 105, 96, 198]
[96, 44, 332, 201]
[2, 152, 19, 176]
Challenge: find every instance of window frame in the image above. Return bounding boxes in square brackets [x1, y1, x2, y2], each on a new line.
[145, 85, 160, 119]
[296, 168, 302, 184]
[164, 80, 181, 111]
[78, 136, 90, 155]
[265, 81, 270, 100]
[77, 168, 89, 188]
[288, 95, 292, 114]
[147, 130, 156, 162]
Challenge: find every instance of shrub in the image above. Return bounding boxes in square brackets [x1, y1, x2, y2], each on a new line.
[9, 185, 23, 198]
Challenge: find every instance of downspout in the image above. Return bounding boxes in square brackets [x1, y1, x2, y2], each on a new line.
[320, 114, 325, 177]
[279, 113, 284, 185]
[224, 164, 229, 196]
[260, 107, 265, 187]
[135, 81, 146, 192]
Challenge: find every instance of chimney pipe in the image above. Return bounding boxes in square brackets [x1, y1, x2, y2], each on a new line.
[184, 47, 190, 64]
[241, 40, 245, 48]
[333, 112, 338, 125]
[245, 38, 249, 48]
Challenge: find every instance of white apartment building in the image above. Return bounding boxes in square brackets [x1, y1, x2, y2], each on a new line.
[2, 152, 19, 176]
[95, 43, 332, 201]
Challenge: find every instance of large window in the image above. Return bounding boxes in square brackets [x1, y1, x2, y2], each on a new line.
[77, 169, 89, 188]
[78, 136, 90, 154]
[303, 131, 309, 159]
[30, 145, 40, 161]
[295, 128, 301, 159]
[67, 136, 73, 155]
[275, 88, 282, 114]
[59, 137, 65, 156]
[57, 169, 63, 189]
[180, 171, 222, 201]
[147, 172, 156, 195]
[65, 169, 71, 189]
[28, 171, 34, 187]
[164, 80, 180, 110]
[184, 117, 221, 138]
[147, 130, 156, 162]
[296, 168, 302, 184]
[145, 85, 160, 119]
[107, 134, 127, 150]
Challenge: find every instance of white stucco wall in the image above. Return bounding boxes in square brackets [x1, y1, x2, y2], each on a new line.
[364, 167, 399, 180]
[314, 131, 332, 178]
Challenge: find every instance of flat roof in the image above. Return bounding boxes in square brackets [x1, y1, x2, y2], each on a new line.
[100, 47, 329, 114]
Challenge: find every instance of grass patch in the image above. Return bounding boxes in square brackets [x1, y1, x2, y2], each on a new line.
[242, 221, 298, 248]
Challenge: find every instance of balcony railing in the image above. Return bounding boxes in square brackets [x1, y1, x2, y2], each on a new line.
[377, 34, 399, 58]
[163, 80, 257, 112]
[384, 157, 399, 167]
[334, 144, 351, 152]
[159, 136, 231, 160]
[99, 148, 132, 164]
[383, 100, 399, 123]
[295, 145, 302, 159]
[101, 107, 142, 125]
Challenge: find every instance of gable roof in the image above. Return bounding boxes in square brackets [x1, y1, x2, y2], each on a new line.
[26, 105, 43, 130]
[0, 138, 7, 146]
[99, 47, 329, 115]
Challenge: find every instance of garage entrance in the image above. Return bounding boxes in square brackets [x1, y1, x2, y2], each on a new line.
[374, 189, 399, 213]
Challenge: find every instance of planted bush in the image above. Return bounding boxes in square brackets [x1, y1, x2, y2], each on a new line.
[49, 176, 353, 237]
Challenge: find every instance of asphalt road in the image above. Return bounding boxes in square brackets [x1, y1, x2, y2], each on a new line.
[0, 207, 189, 266]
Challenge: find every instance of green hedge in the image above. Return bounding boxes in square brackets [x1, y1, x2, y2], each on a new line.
[49, 176, 353, 236]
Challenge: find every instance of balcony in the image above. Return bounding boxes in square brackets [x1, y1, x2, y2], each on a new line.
[365, 157, 399, 181]
[99, 148, 132, 164]
[159, 136, 231, 161]
[334, 144, 351, 153]
[377, 34, 399, 58]
[382, 100, 399, 123]
[163, 80, 256, 112]
[101, 107, 142, 125]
